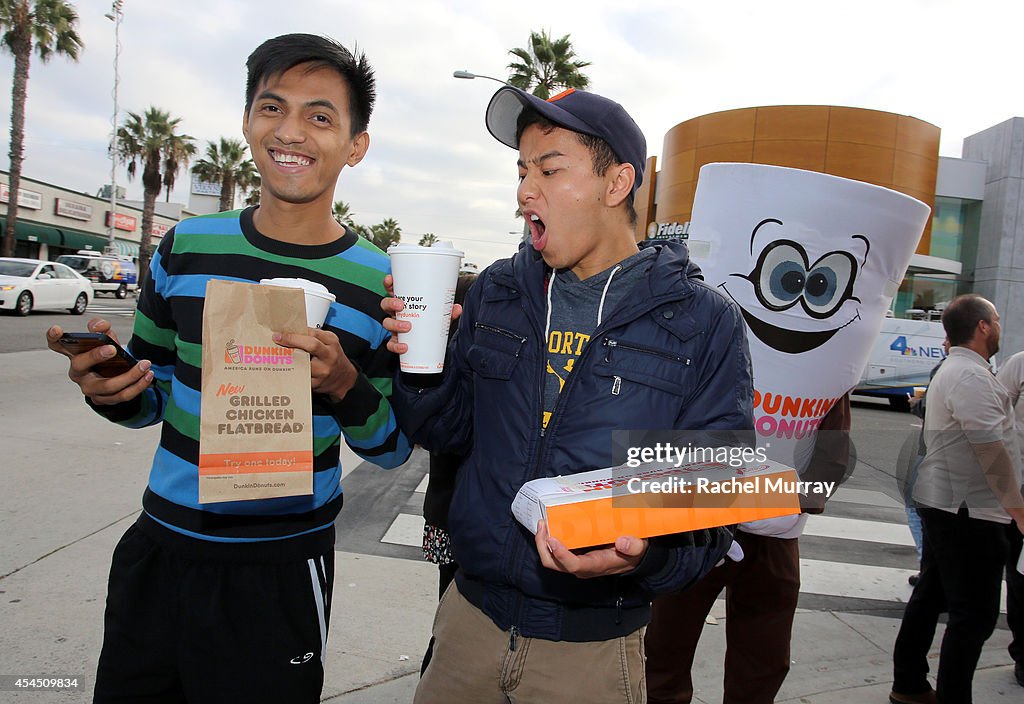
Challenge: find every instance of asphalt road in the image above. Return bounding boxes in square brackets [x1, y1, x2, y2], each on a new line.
[0, 294, 137, 354]
[1, 341, 1013, 704]
[0, 294, 919, 511]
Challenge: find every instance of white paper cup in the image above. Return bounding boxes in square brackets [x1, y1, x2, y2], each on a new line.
[259, 278, 336, 328]
[687, 163, 930, 469]
[387, 242, 464, 378]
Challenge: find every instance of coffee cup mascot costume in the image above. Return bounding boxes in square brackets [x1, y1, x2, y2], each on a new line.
[646, 163, 930, 704]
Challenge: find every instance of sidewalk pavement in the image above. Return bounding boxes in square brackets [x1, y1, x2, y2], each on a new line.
[1, 349, 1020, 702]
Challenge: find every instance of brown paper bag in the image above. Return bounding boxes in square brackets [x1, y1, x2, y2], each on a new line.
[198, 279, 313, 503]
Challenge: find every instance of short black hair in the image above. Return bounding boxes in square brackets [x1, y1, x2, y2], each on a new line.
[516, 110, 638, 226]
[245, 34, 375, 136]
[446, 273, 479, 342]
[941, 293, 995, 346]
[455, 273, 478, 306]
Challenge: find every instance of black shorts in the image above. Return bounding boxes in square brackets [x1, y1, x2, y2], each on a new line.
[93, 513, 335, 704]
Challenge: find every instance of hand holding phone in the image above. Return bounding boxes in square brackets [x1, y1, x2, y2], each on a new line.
[47, 322, 153, 406]
[57, 332, 138, 378]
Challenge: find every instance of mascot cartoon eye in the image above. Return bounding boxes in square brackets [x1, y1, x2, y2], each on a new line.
[760, 243, 807, 310]
[803, 252, 855, 317]
[746, 240, 859, 320]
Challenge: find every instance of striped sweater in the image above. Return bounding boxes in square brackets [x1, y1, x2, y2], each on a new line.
[92, 207, 410, 541]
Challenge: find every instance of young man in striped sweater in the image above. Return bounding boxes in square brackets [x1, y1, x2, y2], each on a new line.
[46, 34, 409, 703]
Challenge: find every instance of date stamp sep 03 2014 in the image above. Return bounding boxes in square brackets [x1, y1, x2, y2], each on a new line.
[0, 675, 84, 691]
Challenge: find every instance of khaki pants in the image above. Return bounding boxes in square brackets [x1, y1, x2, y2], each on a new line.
[415, 583, 646, 704]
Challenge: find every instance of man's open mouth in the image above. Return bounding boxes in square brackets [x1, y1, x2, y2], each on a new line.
[527, 213, 547, 251]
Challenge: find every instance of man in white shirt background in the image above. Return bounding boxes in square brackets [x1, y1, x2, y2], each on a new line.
[891, 294, 1024, 704]
[996, 349, 1024, 688]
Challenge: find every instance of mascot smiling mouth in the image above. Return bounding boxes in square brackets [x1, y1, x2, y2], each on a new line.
[721, 283, 861, 354]
[739, 306, 849, 354]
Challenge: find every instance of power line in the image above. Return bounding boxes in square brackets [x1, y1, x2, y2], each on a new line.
[403, 232, 521, 246]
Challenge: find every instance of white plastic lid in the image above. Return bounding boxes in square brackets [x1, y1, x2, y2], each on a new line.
[259, 277, 335, 300]
[387, 242, 464, 258]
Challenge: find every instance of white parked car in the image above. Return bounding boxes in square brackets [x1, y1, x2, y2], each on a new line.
[0, 257, 93, 316]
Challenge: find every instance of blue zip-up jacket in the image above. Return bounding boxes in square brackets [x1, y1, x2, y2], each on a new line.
[393, 239, 753, 641]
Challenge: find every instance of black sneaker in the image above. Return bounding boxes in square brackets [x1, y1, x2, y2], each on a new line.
[1014, 660, 1024, 687]
[908, 573, 920, 586]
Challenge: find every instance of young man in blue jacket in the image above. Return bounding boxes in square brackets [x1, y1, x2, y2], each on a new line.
[383, 86, 753, 703]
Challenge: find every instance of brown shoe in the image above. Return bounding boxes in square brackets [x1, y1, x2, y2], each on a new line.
[889, 689, 937, 704]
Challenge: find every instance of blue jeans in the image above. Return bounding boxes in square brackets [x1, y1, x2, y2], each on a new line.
[904, 452, 924, 562]
[906, 505, 924, 561]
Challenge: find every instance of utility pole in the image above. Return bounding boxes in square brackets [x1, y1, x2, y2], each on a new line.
[104, 1, 124, 256]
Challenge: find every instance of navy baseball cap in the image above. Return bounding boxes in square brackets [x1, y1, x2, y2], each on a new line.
[485, 86, 646, 195]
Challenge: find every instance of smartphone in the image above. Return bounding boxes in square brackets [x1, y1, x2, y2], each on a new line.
[58, 332, 139, 378]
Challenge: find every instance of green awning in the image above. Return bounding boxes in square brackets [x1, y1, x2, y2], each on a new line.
[0, 220, 120, 252]
[113, 239, 139, 258]
[2, 220, 63, 246]
[61, 228, 111, 252]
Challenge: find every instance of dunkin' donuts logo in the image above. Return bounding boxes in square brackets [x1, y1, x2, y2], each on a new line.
[224, 339, 294, 366]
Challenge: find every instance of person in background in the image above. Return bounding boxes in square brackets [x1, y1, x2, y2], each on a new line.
[46, 34, 409, 703]
[891, 294, 1024, 704]
[905, 339, 950, 586]
[995, 349, 1024, 687]
[420, 272, 477, 673]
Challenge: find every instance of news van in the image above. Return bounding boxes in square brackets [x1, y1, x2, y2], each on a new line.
[56, 251, 138, 299]
[855, 317, 947, 410]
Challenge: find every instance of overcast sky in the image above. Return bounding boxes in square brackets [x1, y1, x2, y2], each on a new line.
[1, 0, 1020, 268]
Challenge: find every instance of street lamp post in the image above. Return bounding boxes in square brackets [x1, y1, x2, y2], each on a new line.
[452, 70, 509, 86]
[453, 71, 530, 243]
[104, 1, 124, 256]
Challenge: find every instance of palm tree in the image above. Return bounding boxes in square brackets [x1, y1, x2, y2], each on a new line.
[117, 107, 196, 280]
[236, 161, 259, 206]
[332, 200, 356, 229]
[1, 0, 83, 257]
[191, 137, 255, 212]
[507, 29, 590, 100]
[418, 233, 438, 247]
[369, 218, 401, 251]
[236, 169, 260, 206]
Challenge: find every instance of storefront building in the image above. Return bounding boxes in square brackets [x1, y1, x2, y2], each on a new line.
[636, 109, 1024, 357]
[0, 172, 185, 263]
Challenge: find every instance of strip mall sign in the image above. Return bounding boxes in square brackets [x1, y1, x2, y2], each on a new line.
[106, 211, 138, 232]
[55, 198, 94, 221]
[0, 183, 43, 210]
[191, 174, 222, 197]
[646, 221, 690, 240]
